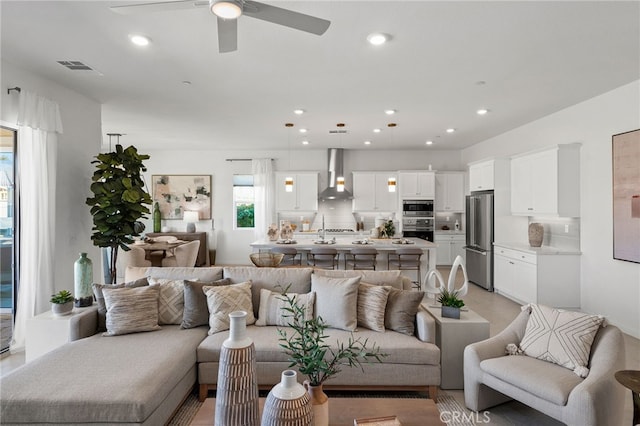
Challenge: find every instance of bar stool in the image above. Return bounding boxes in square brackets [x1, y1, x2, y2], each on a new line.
[388, 247, 423, 289]
[270, 246, 302, 266]
[344, 247, 378, 270]
[307, 247, 339, 270]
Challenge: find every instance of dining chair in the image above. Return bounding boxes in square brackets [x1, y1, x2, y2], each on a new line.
[387, 247, 423, 289]
[161, 240, 200, 267]
[116, 246, 152, 281]
[306, 247, 339, 270]
[344, 247, 378, 270]
[270, 246, 302, 266]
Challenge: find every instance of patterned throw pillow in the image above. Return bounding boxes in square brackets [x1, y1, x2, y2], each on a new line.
[148, 277, 186, 325]
[203, 281, 255, 335]
[92, 278, 149, 331]
[517, 304, 604, 377]
[256, 289, 315, 326]
[384, 288, 425, 336]
[102, 285, 161, 336]
[311, 274, 361, 331]
[181, 279, 231, 329]
[357, 283, 391, 332]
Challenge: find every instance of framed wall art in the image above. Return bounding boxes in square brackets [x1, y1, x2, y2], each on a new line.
[152, 175, 212, 220]
[612, 129, 640, 263]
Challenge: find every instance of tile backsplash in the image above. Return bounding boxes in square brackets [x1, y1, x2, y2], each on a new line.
[529, 217, 580, 250]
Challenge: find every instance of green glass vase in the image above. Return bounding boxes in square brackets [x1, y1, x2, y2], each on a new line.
[153, 202, 161, 233]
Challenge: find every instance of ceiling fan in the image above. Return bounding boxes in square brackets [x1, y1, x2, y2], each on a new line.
[111, 0, 331, 53]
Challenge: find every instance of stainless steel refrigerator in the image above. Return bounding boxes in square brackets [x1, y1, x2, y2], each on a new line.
[465, 191, 494, 291]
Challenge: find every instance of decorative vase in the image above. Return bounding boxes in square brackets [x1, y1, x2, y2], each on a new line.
[302, 382, 328, 426]
[74, 253, 93, 307]
[261, 370, 313, 426]
[441, 306, 460, 319]
[153, 202, 161, 233]
[280, 221, 294, 240]
[52, 301, 73, 316]
[528, 222, 544, 247]
[215, 311, 260, 426]
[268, 224, 279, 241]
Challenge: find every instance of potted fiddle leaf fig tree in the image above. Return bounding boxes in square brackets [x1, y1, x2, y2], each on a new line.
[86, 144, 152, 283]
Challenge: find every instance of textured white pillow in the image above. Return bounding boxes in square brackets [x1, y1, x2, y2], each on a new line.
[256, 289, 315, 326]
[148, 277, 185, 325]
[518, 304, 604, 377]
[102, 286, 161, 336]
[357, 283, 391, 332]
[311, 274, 361, 331]
[203, 281, 255, 335]
[314, 269, 403, 289]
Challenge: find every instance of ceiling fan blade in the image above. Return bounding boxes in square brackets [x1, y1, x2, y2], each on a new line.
[217, 17, 238, 53]
[243, 1, 330, 35]
[110, 0, 208, 15]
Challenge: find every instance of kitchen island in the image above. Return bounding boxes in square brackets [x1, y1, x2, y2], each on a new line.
[250, 237, 437, 287]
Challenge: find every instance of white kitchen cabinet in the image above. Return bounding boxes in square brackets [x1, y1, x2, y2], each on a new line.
[468, 161, 495, 191]
[493, 244, 580, 308]
[435, 233, 466, 265]
[275, 172, 318, 211]
[352, 172, 398, 212]
[510, 144, 580, 217]
[399, 171, 435, 199]
[435, 172, 465, 212]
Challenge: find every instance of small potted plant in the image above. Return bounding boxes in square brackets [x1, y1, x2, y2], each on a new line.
[437, 288, 465, 319]
[50, 290, 74, 316]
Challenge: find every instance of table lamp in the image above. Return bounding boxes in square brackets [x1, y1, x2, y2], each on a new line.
[183, 211, 199, 233]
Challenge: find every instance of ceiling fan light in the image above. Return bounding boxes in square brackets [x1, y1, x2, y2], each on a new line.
[211, 0, 242, 19]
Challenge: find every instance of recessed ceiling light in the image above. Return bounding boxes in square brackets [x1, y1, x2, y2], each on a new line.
[425, 140, 433, 145]
[211, 1, 242, 19]
[299, 128, 307, 133]
[476, 108, 489, 115]
[293, 109, 305, 115]
[384, 109, 396, 115]
[364, 141, 372, 145]
[301, 140, 309, 145]
[373, 128, 381, 133]
[129, 34, 151, 46]
[367, 33, 388, 46]
[446, 128, 456, 133]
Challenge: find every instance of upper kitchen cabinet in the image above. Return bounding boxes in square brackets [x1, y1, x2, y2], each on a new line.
[275, 172, 318, 211]
[435, 172, 465, 212]
[510, 143, 580, 217]
[398, 171, 435, 199]
[468, 160, 495, 191]
[352, 171, 398, 212]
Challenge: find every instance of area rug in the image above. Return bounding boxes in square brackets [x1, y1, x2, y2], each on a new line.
[169, 390, 475, 426]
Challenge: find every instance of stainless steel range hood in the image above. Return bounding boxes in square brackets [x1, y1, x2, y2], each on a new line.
[318, 148, 354, 201]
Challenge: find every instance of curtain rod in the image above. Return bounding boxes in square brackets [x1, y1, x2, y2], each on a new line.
[7, 87, 21, 95]
[225, 158, 274, 162]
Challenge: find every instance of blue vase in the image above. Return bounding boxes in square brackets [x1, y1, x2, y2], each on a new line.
[74, 253, 93, 307]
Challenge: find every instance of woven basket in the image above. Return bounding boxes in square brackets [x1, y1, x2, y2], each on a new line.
[250, 252, 284, 267]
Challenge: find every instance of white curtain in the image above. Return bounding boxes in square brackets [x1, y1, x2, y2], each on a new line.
[11, 90, 63, 353]
[252, 159, 274, 241]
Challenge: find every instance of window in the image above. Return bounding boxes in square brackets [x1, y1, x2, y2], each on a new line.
[233, 175, 254, 229]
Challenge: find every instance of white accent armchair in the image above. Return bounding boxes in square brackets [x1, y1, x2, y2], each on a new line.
[463, 308, 626, 426]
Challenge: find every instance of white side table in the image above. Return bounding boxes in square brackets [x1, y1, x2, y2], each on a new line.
[422, 303, 490, 389]
[25, 306, 92, 363]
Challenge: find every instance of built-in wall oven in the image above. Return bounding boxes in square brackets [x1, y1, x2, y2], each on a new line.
[402, 217, 434, 241]
[402, 200, 434, 216]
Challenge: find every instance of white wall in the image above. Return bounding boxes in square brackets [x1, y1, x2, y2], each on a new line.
[462, 80, 640, 338]
[1, 60, 102, 301]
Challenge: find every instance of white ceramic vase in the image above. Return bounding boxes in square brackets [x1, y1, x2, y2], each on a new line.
[261, 370, 312, 426]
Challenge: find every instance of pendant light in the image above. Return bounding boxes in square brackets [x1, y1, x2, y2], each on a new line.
[336, 123, 345, 192]
[387, 123, 397, 192]
[285, 123, 294, 192]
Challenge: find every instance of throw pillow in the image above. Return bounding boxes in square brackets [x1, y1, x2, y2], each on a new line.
[384, 288, 424, 336]
[314, 269, 403, 289]
[203, 281, 255, 335]
[148, 277, 186, 325]
[92, 277, 149, 331]
[102, 285, 161, 336]
[517, 304, 604, 377]
[357, 283, 391, 332]
[181, 278, 231, 329]
[256, 289, 315, 327]
[311, 274, 361, 331]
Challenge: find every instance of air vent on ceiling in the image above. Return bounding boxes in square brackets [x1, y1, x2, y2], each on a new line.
[329, 130, 348, 134]
[57, 61, 94, 71]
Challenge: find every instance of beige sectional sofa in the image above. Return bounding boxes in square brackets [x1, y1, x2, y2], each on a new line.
[0, 266, 440, 425]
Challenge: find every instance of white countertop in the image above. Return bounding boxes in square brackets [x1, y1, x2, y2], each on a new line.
[251, 237, 437, 250]
[494, 242, 582, 255]
[435, 230, 465, 236]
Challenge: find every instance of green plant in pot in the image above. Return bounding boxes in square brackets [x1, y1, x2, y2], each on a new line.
[276, 290, 386, 425]
[50, 290, 74, 316]
[437, 288, 465, 319]
[379, 220, 396, 238]
[86, 144, 152, 283]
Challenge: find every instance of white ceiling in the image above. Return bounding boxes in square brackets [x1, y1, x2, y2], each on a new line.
[2, 1, 639, 152]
